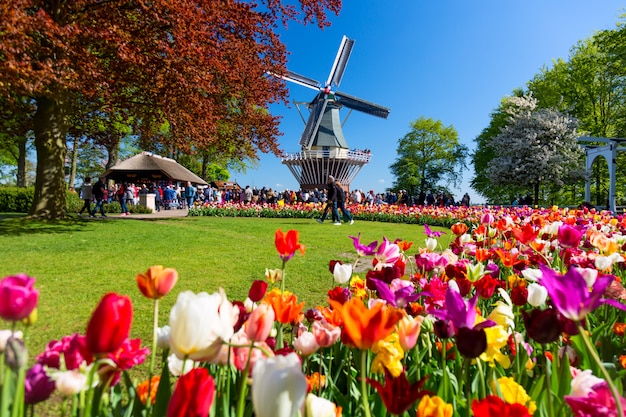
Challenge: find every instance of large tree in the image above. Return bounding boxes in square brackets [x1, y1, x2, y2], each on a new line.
[486, 95, 586, 205]
[390, 117, 468, 198]
[0, 0, 341, 218]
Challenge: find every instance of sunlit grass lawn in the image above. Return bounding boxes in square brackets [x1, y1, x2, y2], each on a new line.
[0, 214, 452, 362]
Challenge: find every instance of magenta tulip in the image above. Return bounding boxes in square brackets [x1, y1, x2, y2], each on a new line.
[86, 293, 133, 355]
[0, 274, 39, 322]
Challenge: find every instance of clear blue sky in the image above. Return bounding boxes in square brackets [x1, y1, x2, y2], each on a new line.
[233, 1, 623, 203]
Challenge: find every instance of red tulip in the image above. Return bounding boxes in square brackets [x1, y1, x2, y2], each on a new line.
[167, 368, 215, 417]
[275, 229, 305, 262]
[0, 274, 39, 322]
[136, 266, 178, 299]
[86, 293, 133, 355]
[248, 280, 268, 302]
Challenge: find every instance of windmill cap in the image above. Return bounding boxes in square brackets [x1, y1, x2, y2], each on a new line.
[328, 175, 335, 182]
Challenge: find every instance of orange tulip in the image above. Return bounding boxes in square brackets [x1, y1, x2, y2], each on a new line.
[136, 266, 178, 299]
[275, 229, 305, 261]
[137, 376, 160, 405]
[265, 288, 305, 324]
[329, 298, 403, 350]
[451, 222, 469, 236]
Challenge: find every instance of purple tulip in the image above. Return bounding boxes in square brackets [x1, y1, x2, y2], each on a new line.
[349, 233, 378, 257]
[424, 224, 445, 238]
[539, 265, 626, 322]
[369, 278, 423, 308]
[0, 274, 39, 322]
[24, 364, 55, 404]
[429, 287, 495, 332]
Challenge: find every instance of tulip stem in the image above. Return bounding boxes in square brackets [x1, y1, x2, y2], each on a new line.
[235, 344, 254, 417]
[576, 323, 624, 417]
[543, 345, 555, 417]
[360, 350, 372, 417]
[146, 298, 159, 416]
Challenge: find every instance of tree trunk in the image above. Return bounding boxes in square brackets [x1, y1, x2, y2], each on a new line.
[201, 152, 208, 180]
[30, 96, 68, 219]
[534, 182, 540, 207]
[16, 137, 27, 187]
[105, 140, 120, 171]
[68, 136, 78, 190]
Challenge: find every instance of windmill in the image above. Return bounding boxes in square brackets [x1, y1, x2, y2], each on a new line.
[275, 36, 390, 191]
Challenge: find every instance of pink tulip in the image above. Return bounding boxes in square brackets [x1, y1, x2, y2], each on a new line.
[0, 274, 39, 322]
[311, 320, 341, 348]
[397, 315, 424, 351]
[557, 224, 583, 248]
[244, 304, 275, 342]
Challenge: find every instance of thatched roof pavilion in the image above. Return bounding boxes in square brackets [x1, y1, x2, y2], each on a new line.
[104, 152, 208, 185]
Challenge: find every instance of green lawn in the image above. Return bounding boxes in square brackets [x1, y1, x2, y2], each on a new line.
[0, 215, 452, 358]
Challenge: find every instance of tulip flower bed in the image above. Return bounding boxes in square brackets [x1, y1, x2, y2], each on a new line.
[2, 205, 626, 416]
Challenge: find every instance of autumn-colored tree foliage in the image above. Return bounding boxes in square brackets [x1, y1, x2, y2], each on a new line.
[0, 0, 341, 218]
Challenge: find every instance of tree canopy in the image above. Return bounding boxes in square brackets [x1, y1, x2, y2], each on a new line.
[486, 95, 585, 205]
[0, 0, 341, 218]
[389, 117, 468, 198]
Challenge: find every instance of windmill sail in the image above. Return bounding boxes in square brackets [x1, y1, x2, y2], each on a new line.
[326, 36, 355, 88]
[334, 91, 390, 119]
[299, 96, 328, 148]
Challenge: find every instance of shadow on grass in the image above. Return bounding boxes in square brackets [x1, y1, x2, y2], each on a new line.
[0, 214, 97, 236]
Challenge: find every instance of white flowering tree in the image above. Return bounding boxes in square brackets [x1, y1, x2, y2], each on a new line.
[486, 94, 586, 205]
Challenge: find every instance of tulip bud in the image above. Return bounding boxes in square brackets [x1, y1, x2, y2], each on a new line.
[86, 293, 133, 355]
[0, 274, 39, 322]
[136, 266, 178, 299]
[5, 336, 28, 371]
[167, 368, 215, 417]
[248, 280, 268, 302]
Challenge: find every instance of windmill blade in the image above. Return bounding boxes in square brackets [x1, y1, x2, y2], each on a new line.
[277, 70, 321, 91]
[326, 36, 355, 88]
[335, 91, 390, 119]
[300, 98, 329, 148]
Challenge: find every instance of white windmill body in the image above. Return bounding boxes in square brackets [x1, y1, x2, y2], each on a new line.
[277, 36, 390, 191]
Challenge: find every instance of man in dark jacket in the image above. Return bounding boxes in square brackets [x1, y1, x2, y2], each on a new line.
[91, 176, 107, 218]
[316, 176, 340, 224]
[334, 180, 354, 225]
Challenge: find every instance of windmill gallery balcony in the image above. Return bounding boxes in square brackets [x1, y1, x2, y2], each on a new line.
[281, 148, 372, 190]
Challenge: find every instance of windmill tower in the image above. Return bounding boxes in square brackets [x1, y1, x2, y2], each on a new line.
[276, 36, 390, 191]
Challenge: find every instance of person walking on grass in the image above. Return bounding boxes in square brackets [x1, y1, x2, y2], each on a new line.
[334, 180, 354, 225]
[78, 176, 93, 216]
[91, 176, 107, 218]
[316, 175, 340, 225]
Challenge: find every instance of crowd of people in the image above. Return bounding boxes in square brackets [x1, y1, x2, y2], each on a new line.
[77, 175, 474, 216]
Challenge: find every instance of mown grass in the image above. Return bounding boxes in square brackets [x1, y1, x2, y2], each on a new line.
[0, 214, 452, 362]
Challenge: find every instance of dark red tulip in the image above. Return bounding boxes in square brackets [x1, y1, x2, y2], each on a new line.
[521, 308, 562, 344]
[248, 280, 268, 302]
[455, 327, 487, 358]
[167, 367, 215, 417]
[86, 293, 133, 355]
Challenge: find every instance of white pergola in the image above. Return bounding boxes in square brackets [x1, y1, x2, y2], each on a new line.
[578, 136, 626, 212]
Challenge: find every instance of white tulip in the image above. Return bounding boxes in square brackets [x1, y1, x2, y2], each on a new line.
[574, 267, 598, 287]
[169, 289, 238, 362]
[304, 393, 340, 417]
[526, 283, 548, 307]
[425, 237, 437, 251]
[521, 268, 542, 282]
[167, 353, 197, 376]
[52, 369, 89, 396]
[252, 353, 307, 417]
[333, 263, 352, 285]
[156, 325, 170, 350]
